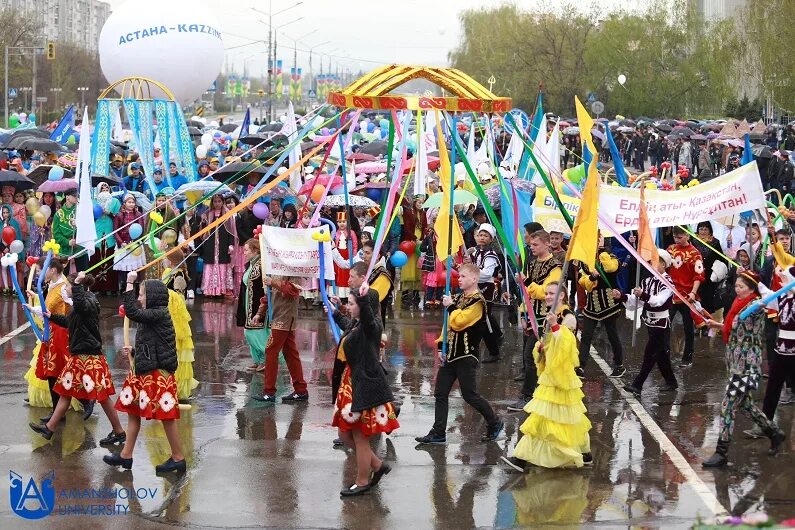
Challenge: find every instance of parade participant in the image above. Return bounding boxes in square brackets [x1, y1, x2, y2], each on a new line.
[468, 223, 503, 362]
[331, 288, 398, 497]
[144, 168, 169, 201]
[509, 229, 562, 411]
[549, 230, 567, 263]
[295, 208, 320, 307]
[123, 163, 145, 193]
[266, 198, 283, 227]
[109, 154, 125, 179]
[7, 188, 28, 241]
[52, 189, 88, 272]
[24, 257, 86, 418]
[280, 204, 298, 229]
[419, 226, 440, 308]
[502, 281, 590, 471]
[333, 211, 358, 300]
[113, 194, 146, 289]
[0, 204, 23, 294]
[615, 250, 678, 396]
[90, 182, 119, 295]
[692, 221, 726, 315]
[361, 240, 394, 324]
[168, 162, 188, 194]
[28, 192, 58, 258]
[197, 161, 210, 180]
[199, 194, 238, 298]
[144, 192, 181, 281]
[28, 272, 126, 444]
[577, 233, 625, 378]
[416, 263, 503, 445]
[252, 274, 308, 403]
[162, 248, 198, 401]
[702, 271, 786, 467]
[104, 272, 186, 473]
[666, 226, 705, 367]
[237, 238, 267, 372]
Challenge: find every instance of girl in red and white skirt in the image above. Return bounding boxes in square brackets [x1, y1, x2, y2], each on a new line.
[331, 288, 399, 497]
[28, 272, 126, 445]
[104, 271, 186, 474]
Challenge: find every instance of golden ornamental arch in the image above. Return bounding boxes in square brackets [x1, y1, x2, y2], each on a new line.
[98, 77, 176, 101]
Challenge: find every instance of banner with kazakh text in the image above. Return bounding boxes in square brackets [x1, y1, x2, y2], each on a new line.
[260, 226, 334, 280]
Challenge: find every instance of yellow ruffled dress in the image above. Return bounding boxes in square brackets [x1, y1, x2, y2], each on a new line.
[512, 325, 591, 468]
[168, 290, 198, 400]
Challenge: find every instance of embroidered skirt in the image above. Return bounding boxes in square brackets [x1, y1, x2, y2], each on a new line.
[34, 325, 70, 379]
[115, 369, 180, 421]
[53, 354, 115, 401]
[331, 366, 399, 437]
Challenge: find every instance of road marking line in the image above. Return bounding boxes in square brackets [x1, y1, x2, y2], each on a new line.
[0, 322, 31, 346]
[589, 346, 728, 517]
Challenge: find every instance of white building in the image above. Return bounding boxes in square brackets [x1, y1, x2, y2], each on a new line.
[692, 0, 748, 22]
[0, 0, 110, 53]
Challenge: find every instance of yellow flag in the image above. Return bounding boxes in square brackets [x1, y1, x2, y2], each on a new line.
[574, 95, 596, 157]
[565, 159, 600, 270]
[433, 111, 463, 260]
[637, 185, 659, 269]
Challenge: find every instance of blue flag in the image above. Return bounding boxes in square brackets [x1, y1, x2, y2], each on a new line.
[238, 108, 250, 141]
[50, 105, 75, 144]
[519, 93, 544, 180]
[741, 133, 754, 166]
[605, 126, 628, 186]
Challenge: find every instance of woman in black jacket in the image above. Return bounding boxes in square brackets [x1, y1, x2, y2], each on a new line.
[331, 288, 399, 497]
[236, 238, 267, 371]
[28, 272, 127, 445]
[104, 271, 186, 474]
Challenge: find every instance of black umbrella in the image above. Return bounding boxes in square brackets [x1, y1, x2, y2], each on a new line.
[0, 169, 35, 190]
[619, 118, 636, 127]
[16, 137, 70, 152]
[26, 164, 75, 185]
[219, 123, 237, 133]
[210, 161, 273, 184]
[92, 173, 123, 186]
[187, 126, 203, 137]
[655, 123, 673, 133]
[186, 119, 204, 128]
[751, 144, 773, 159]
[300, 140, 318, 154]
[259, 123, 283, 132]
[238, 132, 272, 146]
[671, 126, 696, 137]
[359, 140, 388, 156]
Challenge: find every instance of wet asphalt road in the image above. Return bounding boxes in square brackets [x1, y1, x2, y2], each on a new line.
[0, 296, 793, 529]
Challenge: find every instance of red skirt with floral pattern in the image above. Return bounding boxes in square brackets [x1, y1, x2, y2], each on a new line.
[115, 369, 180, 421]
[34, 325, 70, 379]
[53, 354, 115, 401]
[332, 366, 399, 437]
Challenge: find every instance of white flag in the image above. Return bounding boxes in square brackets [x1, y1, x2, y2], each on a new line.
[282, 101, 303, 191]
[414, 111, 428, 196]
[76, 107, 97, 257]
[530, 116, 548, 185]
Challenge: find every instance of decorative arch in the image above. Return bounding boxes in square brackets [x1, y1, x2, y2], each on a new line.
[327, 65, 511, 112]
[98, 77, 176, 101]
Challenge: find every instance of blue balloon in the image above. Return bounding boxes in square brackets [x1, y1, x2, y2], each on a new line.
[28, 113, 36, 124]
[390, 250, 408, 268]
[366, 188, 382, 201]
[48, 166, 64, 181]
[93, 204, 103, 220]
[128, 222, 143, 239]
[379, 118, 389, 130]
[367, 122, 375, 133]
[380, 129, 388, 139]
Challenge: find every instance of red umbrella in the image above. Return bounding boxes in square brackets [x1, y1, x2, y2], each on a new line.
[346, 152, 377, 162]
[298, 174, 342, 195]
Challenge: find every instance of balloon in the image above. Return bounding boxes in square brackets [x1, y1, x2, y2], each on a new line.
[26, 256, 37, 267]
[330, 185, 344, 195]
[390, 250, 408, 268]
[48, 166, 64, 181]
[128, 222, 143, 239]
[19, 112, 26, 123]
[398, 240, 416, 255]
[24, 197, 39, 215]
[33, 212, 46, 227]
[201, 133, 213, 148]
[310, 185, 325, 203]
[415, 243, 422, 257]
[9, 239, 23, 254]
[617, 74, 626, 85]
[212, 131, 222, 139]
[131, 244, 143, 256]
[196, 145, 208, 159]
[252, 202, 269, 220]
[185, 190, 203, 204]
[162, 228, 178, 244]
[367, 122, 375, 133]
[28, 113, 36, 124]
[93, 204, 104, 220]
[379, 118, 389, 130]
[98, 0, 224, 105]
[38, 205, 51, 219]
[8, 115, 19, 128]
[1, 226, 16, 245]
[366, 188, 382, 201]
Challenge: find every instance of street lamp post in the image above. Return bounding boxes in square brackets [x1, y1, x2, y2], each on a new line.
[77, 86, 89, 109]
[49, 87, 62, 113]
[308, 40, 330, 98]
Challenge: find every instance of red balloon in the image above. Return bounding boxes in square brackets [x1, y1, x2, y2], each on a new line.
[118, 305, 126, 317]
[398, 240, 416, 255]
[26, 256, 37, 268]
[1, 226, 16, 246]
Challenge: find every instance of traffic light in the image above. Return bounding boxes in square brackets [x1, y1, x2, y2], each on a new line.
[46, 42, 55, 60]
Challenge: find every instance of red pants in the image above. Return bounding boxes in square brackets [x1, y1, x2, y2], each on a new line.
[264, 329, 307, 396]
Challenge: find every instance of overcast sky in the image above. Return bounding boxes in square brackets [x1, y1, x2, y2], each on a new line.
[104, 0, 642, 78]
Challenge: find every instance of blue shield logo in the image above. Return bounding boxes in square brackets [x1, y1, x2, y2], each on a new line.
[9, 470, 55, 519]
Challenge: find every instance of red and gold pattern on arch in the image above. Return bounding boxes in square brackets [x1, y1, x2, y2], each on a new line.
[327, 64, 511, 112]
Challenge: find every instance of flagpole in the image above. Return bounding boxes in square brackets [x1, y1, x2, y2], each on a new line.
[440, 116, 458, 363]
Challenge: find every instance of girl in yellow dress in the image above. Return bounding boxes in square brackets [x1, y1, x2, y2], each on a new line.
[161, 248, 198, 402]
[502, 281, 591, 470]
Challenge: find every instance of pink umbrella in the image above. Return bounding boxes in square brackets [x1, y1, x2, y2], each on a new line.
[298, 174, 342, 195]
[38, 178, 77, 193]
[346, 152, 377, 162]
[355, 162, 388, 174]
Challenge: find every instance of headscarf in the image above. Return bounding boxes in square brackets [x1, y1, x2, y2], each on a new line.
[202, 193, 237, 240]
[722, 271, 760, 343]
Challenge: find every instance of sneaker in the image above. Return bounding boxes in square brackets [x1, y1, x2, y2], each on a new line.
[500, 455, 526, 473]
[195, 288, 203, 296]
[99, 430, 127, 446]
[332, 438, 344, 447]
[582, 452, 594, 465]
[282, 392, 309, 403]
[155, 457, 187, 474]
[415, 432, 446, 445]
[482, 420, 504, 442]
[186, 290, 195, 299]
[679, 353, 694, 367]
[507, 397, 530, 412]
[575, 367, 585, 379]
[253, 394, 276, 403]
[29, 422, 53, 440]
[610, 366, 626, 378]
[623, 384, 641, 397]
[103, 453, 133, 470]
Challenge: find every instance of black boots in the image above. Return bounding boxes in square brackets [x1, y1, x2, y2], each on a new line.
[702, 440, 730, 468]
[762, 425, 786, 455]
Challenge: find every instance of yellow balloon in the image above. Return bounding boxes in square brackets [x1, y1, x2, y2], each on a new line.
[131, 244, 143, 257]
[162, 228, 177, 244]
[185, 191, 203, 205]
[33, 211, 46, 227]
[25, 197, 39, 215]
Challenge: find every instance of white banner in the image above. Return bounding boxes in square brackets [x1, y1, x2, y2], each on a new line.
[599, 161, 766, 230]
[260, 226, 335, 280]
